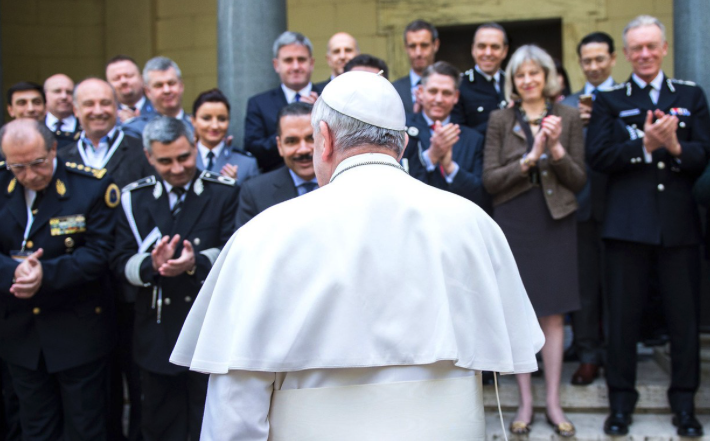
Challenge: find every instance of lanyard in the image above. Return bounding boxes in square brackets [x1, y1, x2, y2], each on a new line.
[78, 130, 124, 169]
[21, 198, 36, 252]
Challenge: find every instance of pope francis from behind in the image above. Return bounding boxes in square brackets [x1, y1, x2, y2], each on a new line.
[170, 71, 544, 440]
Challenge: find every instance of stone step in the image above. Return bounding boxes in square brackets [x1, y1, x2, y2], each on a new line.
[484, 411, 710, 441]
[482, 358, 710, 412]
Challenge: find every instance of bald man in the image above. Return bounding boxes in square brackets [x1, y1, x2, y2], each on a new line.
[315, 32, 360, 89]
[43, 74, 81, 149]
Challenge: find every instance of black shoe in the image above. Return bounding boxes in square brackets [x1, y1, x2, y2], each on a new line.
[672, 411, 704, 437]
[604, 412, 632, 436]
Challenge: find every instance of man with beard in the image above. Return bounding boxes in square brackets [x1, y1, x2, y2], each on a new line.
[236, 102, 316, 228]
[106, 55, 155, 123]
[122, 57, 193, 139]
[44, 74, 81, 149]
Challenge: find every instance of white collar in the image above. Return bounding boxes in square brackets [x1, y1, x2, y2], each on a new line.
[632, 71, 664, 91]
[162, 178, 193, 195]
[474, 65, 502, 84]
[197, 140, 225, 161]
[281, 83, 313, 103]
[80, 125, 118, 148]
[288, 169, 317, 188]
[584, 76, 615, 95]
[409, 70, 422, 87]
[330, 152, 401, 183]
[46, 112, 77, 131]
[121, 95, 146, 111]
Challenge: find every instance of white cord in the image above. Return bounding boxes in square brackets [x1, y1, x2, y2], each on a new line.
[494, 372, 509, 441]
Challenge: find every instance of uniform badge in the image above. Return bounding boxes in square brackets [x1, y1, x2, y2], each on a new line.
[407, 126, 419, 137]
[7, 178, 16, 194]
[105, 183, 120, 208]
[153, 182, 163, 200]
[56, 179, 66, 197]
[194, 178, 204, 196]
[64, 237, 75, 248]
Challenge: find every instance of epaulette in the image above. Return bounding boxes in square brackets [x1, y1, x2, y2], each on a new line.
[199, 170, 235, 186]
[65, 161, 107, 179]
[464, 68, 475, 83]
[0, 161, 5, 170]
[670, 78, 697, 87]
[122, 175, 157, 192]
[606, 82, 627, 91]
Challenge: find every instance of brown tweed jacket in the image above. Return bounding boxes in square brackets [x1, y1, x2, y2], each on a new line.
[482, 103, 586, 220]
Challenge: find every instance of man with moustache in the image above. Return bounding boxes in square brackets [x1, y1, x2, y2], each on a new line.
[236, 102, 317, 228]
[561, 31, 617, 387]
[392, 20, 439, 115]
[452, 22, 509, 136]
[404, 61, 488, 211]
[106, 55, 155, 123]
[113, 116, 238, 440]
[6, 82, 46, 121]
[122, 57, 193, 139]
[244, 31, 323, 172]
[44, 74, 81, 149]
[587, 15, 710, 437]
[315, 32, 360, 89]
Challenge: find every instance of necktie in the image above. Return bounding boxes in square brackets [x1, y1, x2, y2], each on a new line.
[31, 190, 45, 216]
[300, 182, 317, 194]
[206, 151, 215, 171]
[54, 120, 63, 133]
[644, 84, 657, 105]
[591, 88, 598, 100]
[294, 93, 301, 103]
[171, 187, 186, 218]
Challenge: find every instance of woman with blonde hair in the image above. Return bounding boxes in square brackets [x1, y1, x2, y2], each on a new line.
[483, 44, 586, 437]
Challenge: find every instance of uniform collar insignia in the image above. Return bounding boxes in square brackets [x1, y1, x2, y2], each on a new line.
[153, 181, 163, 199]
[56, 179, 66, 197]
[7, 178, 16, 195]
[194, 177, 204, 196]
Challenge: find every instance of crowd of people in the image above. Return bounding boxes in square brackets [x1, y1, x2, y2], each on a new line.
[0, 11, 707, 441]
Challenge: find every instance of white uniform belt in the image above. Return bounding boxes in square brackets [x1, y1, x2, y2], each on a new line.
[268, 373, 485, 441]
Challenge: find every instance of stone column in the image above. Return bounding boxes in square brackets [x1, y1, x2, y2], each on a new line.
[674, 0, 710, 92]
[217, 0, 286, 149]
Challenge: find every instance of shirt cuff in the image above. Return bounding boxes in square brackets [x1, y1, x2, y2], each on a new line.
[443, 162, 460, 184]
[643, 146, 653, 163]
[421, 149, 436, 172]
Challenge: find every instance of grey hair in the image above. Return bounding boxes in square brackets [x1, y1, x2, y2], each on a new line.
[311, 99, 406, 156]
[273, 31, 313, 58]
[504, 44, 560, 103]
[142, 56, 182, 85]
[72, 77, 119, 105]
[623, 15, 666, 48]
[0, 119, 56, 154]
[142, 116, 194, 154]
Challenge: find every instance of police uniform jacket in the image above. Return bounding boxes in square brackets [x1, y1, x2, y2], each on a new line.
[404, 112, 491, 213]
[451, 68, 507, 136]
[112, 171, 239, 374]
[0, 161, 118, 373]
[586, 75, 710, 246]
[45, 115, 82, 149]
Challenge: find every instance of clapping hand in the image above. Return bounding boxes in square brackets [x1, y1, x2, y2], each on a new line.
[644, 110, 681, 156]
[11, 249, 44, 299]
[427, 121, 460, 165]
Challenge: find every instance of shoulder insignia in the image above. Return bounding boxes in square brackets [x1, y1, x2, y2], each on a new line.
[200, 170, 235, 186]
[121, 175, 157, 193]
[7, 177, 16, 194]
[670, 78, 697, 87]
[606, 82, 627, 91]
[64, 161, 107, 179]
[0, 161, 5, 169]
[406, 126, 420, 138]
[105, 183, 120, 208]
[464, 68, 475, 83]
[73, 132, 81, 140]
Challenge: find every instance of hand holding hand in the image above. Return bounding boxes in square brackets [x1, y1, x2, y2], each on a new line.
[11, 249, 44, 299]
[151, 235, 180, 272]
[159, 240, 196, 277]
[427, 122, 460, 164]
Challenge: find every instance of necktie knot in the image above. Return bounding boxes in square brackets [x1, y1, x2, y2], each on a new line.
[54, 120, 63, 132]
[300, 182, 317, 194]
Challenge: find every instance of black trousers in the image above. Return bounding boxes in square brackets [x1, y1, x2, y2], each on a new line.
[6, 356, 108, 441]
[604, 240, 700, 413]
[0, 359, 21, 441]
[140, 369, 208, 441]
[572, 219, 606, 364]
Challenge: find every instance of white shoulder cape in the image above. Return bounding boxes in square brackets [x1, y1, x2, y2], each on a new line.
[171, 153, 544, 374]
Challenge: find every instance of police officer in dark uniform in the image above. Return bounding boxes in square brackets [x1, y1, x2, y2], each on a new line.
[0, 119, 118, 440]
[43, 74, 82, 149]
[587, 15, 710, 437]
[112, 116, 239, 441]
[451, 22, 509, 136]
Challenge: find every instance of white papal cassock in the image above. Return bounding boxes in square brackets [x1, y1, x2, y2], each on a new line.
[170, 153, 544, 440]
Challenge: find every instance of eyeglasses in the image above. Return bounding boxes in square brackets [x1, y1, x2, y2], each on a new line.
[6, 157, 49, 173]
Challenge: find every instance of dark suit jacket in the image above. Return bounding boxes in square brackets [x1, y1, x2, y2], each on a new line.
[112, 171, 239, 374]
[244, 83, 323, 172]
[314, 77, 331, 91]
[0, 161, 116, 373]
[483, 103, 587, 220]
[45, 115, 82, 149]
[58, 129, 155, 189]
[452, 68, 507, 136]
[121, 112, 194, 140]
[392, 75, 414, 115]
[561, 89, 610, 223]
[235, 166, 297, 229]
[587, 75, 710, 246]
[404, 113, 491, 213]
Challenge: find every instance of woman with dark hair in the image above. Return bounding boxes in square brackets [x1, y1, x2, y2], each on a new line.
[554, 59, 572, 102]
[483, 45, 586, 437]
[191, 88, 260, 184]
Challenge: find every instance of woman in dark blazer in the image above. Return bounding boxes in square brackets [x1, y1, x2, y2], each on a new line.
[483, 45, 586, 437]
